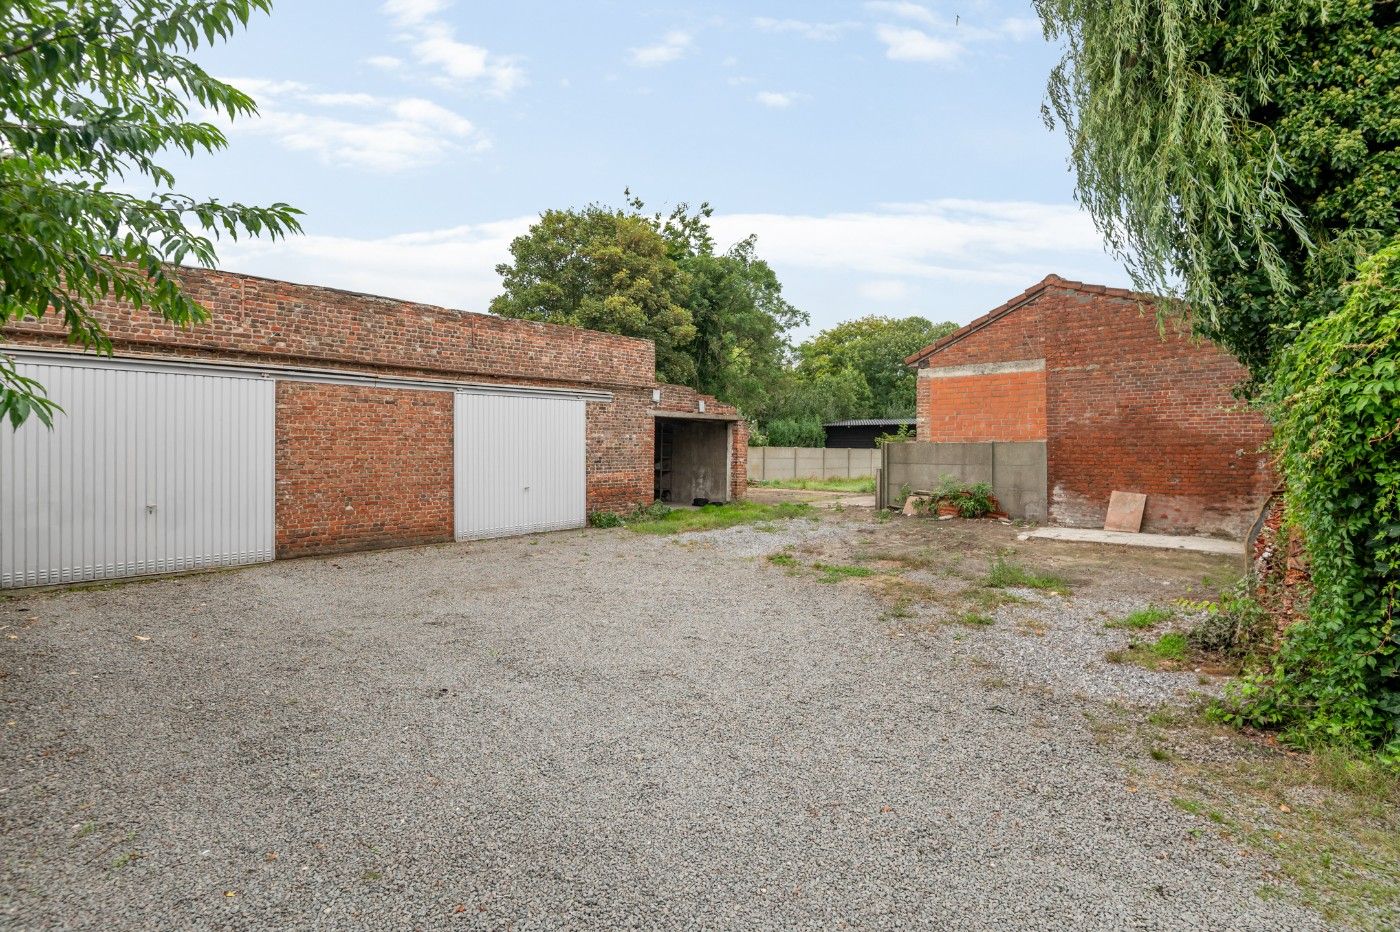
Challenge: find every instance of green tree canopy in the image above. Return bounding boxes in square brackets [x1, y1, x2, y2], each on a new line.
[491, 195, 807, 403]
[796, 315, 957, 417]
[1, 0, 302, 427]
[490, 205, 697, 384]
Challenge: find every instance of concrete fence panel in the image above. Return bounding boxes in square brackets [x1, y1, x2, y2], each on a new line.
[880, 441, 1048, 521]
[750, 447, 882, 482]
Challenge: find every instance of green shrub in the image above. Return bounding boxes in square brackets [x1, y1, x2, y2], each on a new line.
[1222, 241, 1400, 762]
[588, 511, 625, 528]
[1186, 582, 1272, 658]
[761, 418, 826, 448]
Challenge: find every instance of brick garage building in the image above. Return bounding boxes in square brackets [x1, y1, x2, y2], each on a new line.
[0, 268, 746, 586]
[906, 275, 1273, 537]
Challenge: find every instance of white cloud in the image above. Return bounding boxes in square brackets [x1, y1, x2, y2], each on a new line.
[755, 90, 800, 108]
[999, 17, 1042, 41]
[867, 2, 1040, 63]
[859, 279, 912, 302]
[218, 218, 534, 313]
[365, 55, 403, 71]
[381, 0, 449, 28]
[214, 201, 1120, 324]
[379, 2, 524, 95]
[707, 200, 1108, 285]
[629, 31, 692, 67]
[231, 78, 309, 98]
[752, 17, 857, 41]
[216, 79, 484, 172]
[302, 92, 381, 107]
[864, 1, 941, 26]
[874, 24, 963, 62]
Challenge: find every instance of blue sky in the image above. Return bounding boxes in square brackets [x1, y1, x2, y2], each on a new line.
[183, 0, 1132, 337]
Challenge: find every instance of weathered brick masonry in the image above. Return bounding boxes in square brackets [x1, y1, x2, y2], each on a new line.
[4, 267, 748, 553]
[275, 383, 454, 557]
[908, 276, 1273, 536]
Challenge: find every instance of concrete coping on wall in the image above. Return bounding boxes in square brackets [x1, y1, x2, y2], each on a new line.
[647, 409, 742, 422]
[1017, 527, 1243, 556]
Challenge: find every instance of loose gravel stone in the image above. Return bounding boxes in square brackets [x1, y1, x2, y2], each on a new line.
[0, 525, 1326, 930]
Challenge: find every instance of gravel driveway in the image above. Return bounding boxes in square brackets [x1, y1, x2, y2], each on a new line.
[1, 522, 1325, 930]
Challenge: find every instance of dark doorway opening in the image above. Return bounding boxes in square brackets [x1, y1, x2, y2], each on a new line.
[654, 417, 730, 505]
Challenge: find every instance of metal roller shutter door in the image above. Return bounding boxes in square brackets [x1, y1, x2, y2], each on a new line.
[1, 359, 275, 587]
[454, 392, 586, 540]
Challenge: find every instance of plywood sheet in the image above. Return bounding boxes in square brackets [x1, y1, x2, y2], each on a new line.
[1104, 491, 1147, 533]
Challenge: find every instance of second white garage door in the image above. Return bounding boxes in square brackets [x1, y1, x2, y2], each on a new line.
[454, 392, 587, 540]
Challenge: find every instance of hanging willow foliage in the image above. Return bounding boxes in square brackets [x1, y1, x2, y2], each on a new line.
[1035, 0, 1309, 337]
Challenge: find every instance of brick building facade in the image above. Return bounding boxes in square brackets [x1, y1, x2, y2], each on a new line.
[2, 267, 746, 564]
[907, 276, 1273, 537]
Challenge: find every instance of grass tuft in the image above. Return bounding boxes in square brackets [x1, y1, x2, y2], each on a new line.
[984, 557, 1071, 595]
[813, 563, 875, 584]
[1107, 605, 1174, 630]
[627, 501, 812, 535]
[755, 476, 876, 493]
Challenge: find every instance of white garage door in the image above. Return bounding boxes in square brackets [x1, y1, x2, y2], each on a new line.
[454, 391, 586, 540]
[1, 358, 275, 587]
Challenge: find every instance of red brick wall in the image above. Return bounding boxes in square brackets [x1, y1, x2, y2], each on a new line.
[587, 386, 653, 512]
[275, 382, 454, 558]
[1040, 284, 1272, 536]
[919, 369, 1046, 442]
[3, 266, 656, 390]
[913, 278, 1273, 536]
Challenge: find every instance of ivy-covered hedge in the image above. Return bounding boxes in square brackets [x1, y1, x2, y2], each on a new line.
[1223, 241, 1400, 761]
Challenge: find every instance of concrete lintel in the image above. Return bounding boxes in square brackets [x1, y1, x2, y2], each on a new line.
[920, 358, 1045, 379]
[648, 409, 742, 422]
[1017, 527, 1242, 556]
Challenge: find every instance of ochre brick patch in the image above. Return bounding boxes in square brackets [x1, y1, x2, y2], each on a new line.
[275, 382, 453, 558]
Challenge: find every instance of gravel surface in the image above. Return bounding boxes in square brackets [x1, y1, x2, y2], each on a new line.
[1, 524, 1327, 930]
[928, 587, 1225, 707]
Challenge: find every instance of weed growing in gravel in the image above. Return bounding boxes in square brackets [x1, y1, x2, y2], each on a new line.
[628, 502, 811, 535]
[766, 552, 797, 568]
[1107, 632, 1190, 669]
[984, 557, 1071, 595]
[814, 563, 874, 584]
[1107, 605, 1174, 630]
[109, 850, 141, 870]
[74, 820, 98, 838]
[958, 611, 995, 627]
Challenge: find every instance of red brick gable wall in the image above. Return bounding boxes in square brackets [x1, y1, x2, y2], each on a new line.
[914, 281, 1273, 536]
